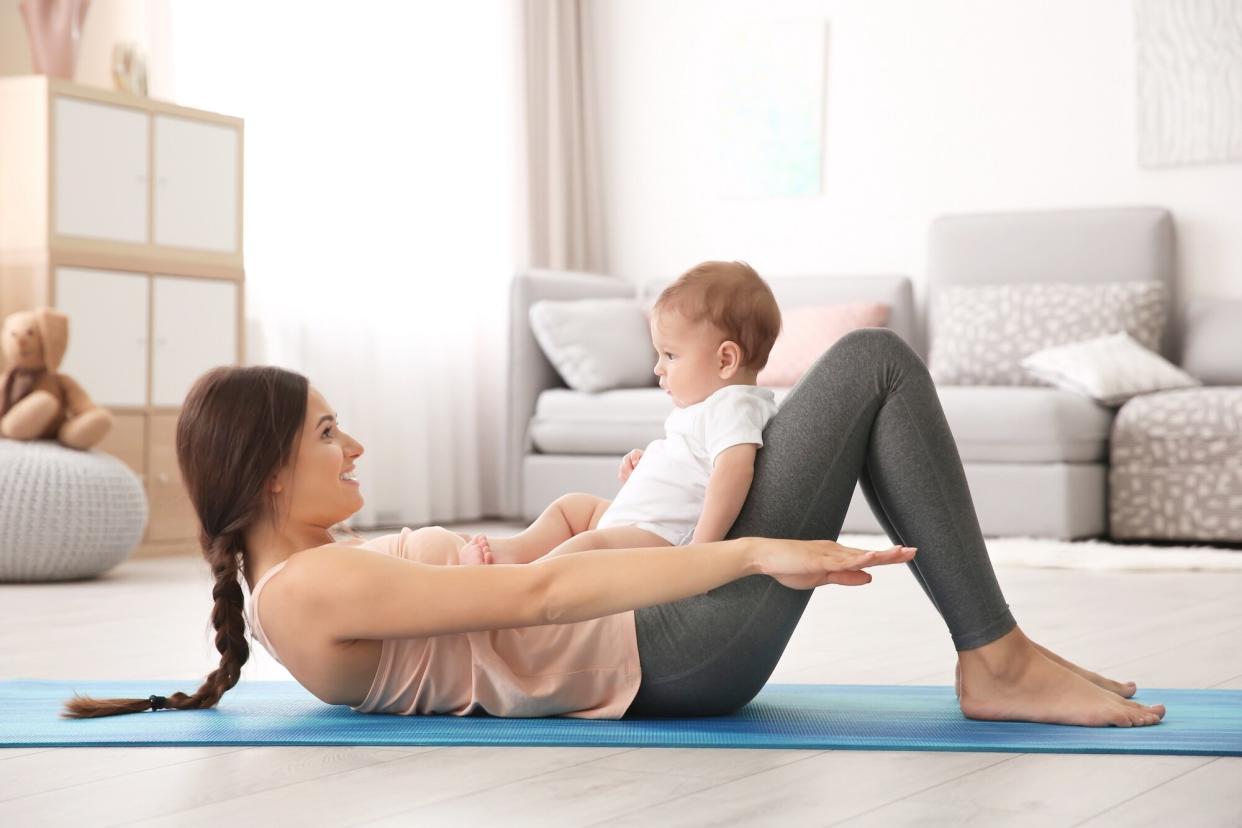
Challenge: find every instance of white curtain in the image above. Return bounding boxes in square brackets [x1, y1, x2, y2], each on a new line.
[522, 0, 606, 272]
[167, 1, 518, 527]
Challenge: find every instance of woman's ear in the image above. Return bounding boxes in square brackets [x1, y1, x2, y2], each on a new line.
[717, 340, 744, 379]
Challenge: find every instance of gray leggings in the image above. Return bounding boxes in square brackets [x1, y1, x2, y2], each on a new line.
[625, 328, 1017, 717]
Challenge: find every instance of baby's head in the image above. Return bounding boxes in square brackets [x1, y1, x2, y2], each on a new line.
[650, 261, 781, 408]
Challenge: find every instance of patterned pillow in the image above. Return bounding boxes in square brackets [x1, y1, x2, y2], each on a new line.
[928, 281, 1168, 386]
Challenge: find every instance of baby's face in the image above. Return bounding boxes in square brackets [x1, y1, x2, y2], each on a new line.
[650, 309, 729, 408]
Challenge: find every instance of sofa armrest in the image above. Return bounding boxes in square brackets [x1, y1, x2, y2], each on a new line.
[1181, 297, 1242, 385]
[502, 269, 636, 517]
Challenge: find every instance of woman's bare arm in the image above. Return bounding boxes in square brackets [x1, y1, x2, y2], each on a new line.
[296, 537, 756, 641]
[536, 538, 913, 621]
[299, 537, 911, 642]
[538, 538, 759, 623]
[293, 545, 551, 640]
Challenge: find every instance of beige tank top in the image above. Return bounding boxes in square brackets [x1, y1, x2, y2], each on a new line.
[245, 527, 642, 718]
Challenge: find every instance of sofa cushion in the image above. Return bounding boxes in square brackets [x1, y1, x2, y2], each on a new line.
[531, 385, 1112, 464]
[528, 298, 658, 392]
[928, 281, 1168, 386]
[936, 386, 1115, 463]
[926, 207, 1176, 359]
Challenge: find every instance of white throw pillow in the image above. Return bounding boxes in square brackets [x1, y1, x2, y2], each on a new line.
[529, 298, 657, 393]
[1020, 332, 1200, 406]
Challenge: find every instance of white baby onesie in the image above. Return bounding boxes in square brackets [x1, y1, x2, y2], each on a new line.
[594, 384, 779, 545]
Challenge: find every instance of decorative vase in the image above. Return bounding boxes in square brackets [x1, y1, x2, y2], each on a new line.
[19, 0, 92, 80]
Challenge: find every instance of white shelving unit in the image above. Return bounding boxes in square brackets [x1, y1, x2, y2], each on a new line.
[0, 76, 245, 556]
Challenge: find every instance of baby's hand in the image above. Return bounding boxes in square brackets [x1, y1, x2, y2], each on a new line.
[618, 448, 644, 482]
[458, 533, 495, 565]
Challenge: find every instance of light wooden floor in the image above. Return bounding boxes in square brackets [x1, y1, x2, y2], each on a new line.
[2, 522, 1241, 827]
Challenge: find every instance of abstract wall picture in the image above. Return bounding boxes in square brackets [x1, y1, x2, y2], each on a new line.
[1134, 0, 1242, 168]
[714, 20, 827, 197]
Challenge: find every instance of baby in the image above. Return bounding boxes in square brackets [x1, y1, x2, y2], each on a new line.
[460, 261, 782, 566]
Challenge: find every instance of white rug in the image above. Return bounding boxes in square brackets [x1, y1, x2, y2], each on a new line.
[838, 533, 1242, 573]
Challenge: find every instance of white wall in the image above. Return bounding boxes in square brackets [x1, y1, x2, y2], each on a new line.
[589, 0, 1242, 304]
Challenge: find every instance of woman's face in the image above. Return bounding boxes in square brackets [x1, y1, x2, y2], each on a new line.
[271, 387, 365, 528]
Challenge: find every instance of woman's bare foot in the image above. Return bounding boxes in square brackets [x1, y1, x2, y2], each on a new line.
[1031, 642, 1137, 698]
[954, 647, 1137, 700]
[458, 533, 494, 566]
[957, 628, 1164, 727]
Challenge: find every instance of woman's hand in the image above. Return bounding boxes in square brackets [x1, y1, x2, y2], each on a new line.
[749, 538, 916, 590]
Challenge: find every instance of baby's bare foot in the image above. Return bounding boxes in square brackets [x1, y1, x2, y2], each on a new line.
[959, 640, 1163, 728]
[1031, 642, 1137, 698]
[458, 533, 493, 565]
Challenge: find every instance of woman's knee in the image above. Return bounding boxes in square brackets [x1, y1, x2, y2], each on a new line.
[790, 327, 924, 397]
[836, 326, 909, 354]
[824, 327, 923, 374]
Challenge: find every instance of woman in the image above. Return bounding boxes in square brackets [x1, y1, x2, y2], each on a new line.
[63, 329, 1164, 726]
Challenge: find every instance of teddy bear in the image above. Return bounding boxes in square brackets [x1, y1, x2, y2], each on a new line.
[0, 307, 113, 449]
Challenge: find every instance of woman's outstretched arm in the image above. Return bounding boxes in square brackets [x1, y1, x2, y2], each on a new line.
[540, 538, 914, 623]
[298, 538, 913, 641]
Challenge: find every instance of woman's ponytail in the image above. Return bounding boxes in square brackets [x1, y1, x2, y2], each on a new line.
[61, 366, 309, 719]
[62, 530, 251, 718]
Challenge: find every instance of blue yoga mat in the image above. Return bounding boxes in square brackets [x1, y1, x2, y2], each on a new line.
[2, 681, 1239, 755]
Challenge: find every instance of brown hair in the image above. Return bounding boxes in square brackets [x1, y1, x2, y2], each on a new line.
[653, 261, 782, 372]
[61, 366, 311, 718]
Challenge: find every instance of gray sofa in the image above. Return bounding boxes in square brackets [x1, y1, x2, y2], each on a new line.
[504, 206, 1233, 541]
[915, 206, 1175, 539]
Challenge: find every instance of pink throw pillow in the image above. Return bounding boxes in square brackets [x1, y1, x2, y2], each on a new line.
[757, 302, 892, 387]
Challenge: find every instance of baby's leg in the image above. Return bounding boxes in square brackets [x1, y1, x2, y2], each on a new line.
[467, 493, 613, 564]
[538, 525, 672, 561]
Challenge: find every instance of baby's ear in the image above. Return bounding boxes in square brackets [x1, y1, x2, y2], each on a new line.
[718, 340, 744, 376]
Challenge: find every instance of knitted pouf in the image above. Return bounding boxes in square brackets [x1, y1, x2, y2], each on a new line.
[0, 439, 148, 582]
